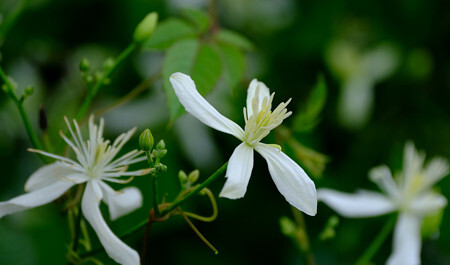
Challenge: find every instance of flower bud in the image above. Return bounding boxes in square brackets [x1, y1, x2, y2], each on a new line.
[79, 58, 90, 72]
[133, 12, 158, 44]
[188, 169, 200, 184]
[139, 129, 154, 151]
[24, 86, 34, 97]
[156, 139, 165, 150]
[178, 170, 188, 186]
[103, 57, 115, 71]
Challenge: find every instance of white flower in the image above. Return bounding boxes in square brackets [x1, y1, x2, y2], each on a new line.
[0, 116, 149, 265]
[318, 142, 449, 265]
[170, 72, 317, 215]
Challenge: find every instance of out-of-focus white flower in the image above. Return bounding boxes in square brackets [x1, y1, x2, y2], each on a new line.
[170, 72, 317, 215]
[318, 142, 449, 265]
[0, 116, 149, 265]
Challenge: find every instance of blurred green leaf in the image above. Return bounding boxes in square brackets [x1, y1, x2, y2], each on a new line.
[215, 29, 253, 51]
[191, 44, 222, 95]
[162, 39, 222, 121]
[180, 8, 211, 33]
[143, 18, 197, 50]
[293, 74, 327, 132]
[218, 43, 246, 92]
[421, 207, 444, 239]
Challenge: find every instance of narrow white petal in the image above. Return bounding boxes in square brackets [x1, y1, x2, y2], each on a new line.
[246, 79, 270, 118]
[369, 165, 400, 200]
[0, 181, 74, 218]
[99, 182, 143, 221]
[318, 188, 396, 217]
[170, 72, 244, 139]
[423, 157, 449, 187]
[402, 141, 425, 189]
[409, 193, 447, 215]
[25, 162, 80, 192]
[387, 213, 422, 265]
[255, 143, 317, 216]
[219, 143, 254, 199]
[82, 181, 140, 265]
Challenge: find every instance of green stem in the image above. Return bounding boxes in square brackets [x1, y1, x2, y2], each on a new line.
[291, 206, 315, 265]
[354, 215, 397, 265]
[0, 66, 44, 152]
[76, 42, 138, 121]
[151, 173, 160, 216]
[80, 162, 227, 259]
[159, 161, 227, 216]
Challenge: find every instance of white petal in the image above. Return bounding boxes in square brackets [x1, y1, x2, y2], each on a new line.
[387, 213, 422, 265]
[402, 141, 425, 189]
[170, 72, 244, 139]
[409, 193, 447, 215]
[246, 79, 270, 118]
[82, 181, 140, 265]
[255, 143, 317, 216]
[25, 162, 86, 192]
[318, 188, 396, 217]
[99, 182, 143, 221]
[423, 157, 449, 187]
[219, 143, 254, 199]
[0, 181, 74, 218]
[369, 165, 400, 200]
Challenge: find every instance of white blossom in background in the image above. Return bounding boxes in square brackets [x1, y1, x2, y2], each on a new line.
[170, 72, 317, 215]
[0, 116, 149, 265]
[318, 142, 449, 265]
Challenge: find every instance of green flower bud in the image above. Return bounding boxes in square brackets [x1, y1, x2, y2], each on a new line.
[156, 139, 165, 150]
[279, 216, 296, 237]
[188, 169, 200, 184]
[79, 58, 90, 72]
[139, 129, 154, 151]
[103, 57, 115, 71]
[24, 86, 34, 97]
[178, 170, 188, 186]
[133, 12, 158, 44]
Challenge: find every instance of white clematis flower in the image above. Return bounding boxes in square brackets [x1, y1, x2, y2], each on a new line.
[170, 72, 317, 215]
[318, 142, 449, 265]
[0, 116, 149, 265]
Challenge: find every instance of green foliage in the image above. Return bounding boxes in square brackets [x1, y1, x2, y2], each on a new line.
[293, 74, 327, 132]
[180, 8, 211, 33]
[146, 9, 252, 121]
[144, 18, 197, 50]
[215, 29, 254, 51]
[421, 207, 444, 239]
[162, 39, 222, 121]
[218, 44, 246, 92]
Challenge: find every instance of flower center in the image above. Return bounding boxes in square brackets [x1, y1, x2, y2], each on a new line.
[242, 92, 292, 146]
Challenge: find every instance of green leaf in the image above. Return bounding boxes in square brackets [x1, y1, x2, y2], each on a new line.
[215, 29, 253, 51]
[293, 74, 327, 132]
[162, 39, 200, 119]
[190, 44, 222, 95]
[162, 39, 222, 121]
[180, 8, 211, 33]
[218, 43, 246, 92]
[143, 18, 197, 50]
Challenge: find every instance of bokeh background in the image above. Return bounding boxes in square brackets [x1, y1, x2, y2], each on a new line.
[1, 0, 449, 264]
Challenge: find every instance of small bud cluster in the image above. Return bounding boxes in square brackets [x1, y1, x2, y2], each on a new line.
[178, 169, 200, 190]
[139, 129, 167, 175]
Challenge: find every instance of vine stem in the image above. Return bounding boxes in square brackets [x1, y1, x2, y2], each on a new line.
[291, 206, 315, 265]
[159, 162, 227, 216]
[354, 215, 397, 265]
[80, 162, 227, 259]
[0, 66, 44, 152]
[76, 42, 138, 121]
